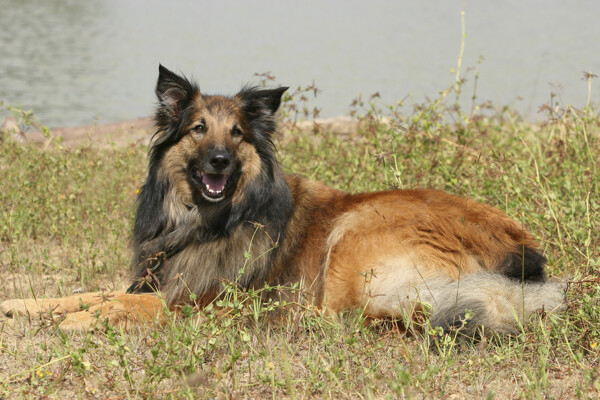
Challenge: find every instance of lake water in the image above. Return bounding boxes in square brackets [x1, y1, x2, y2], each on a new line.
[1, 0, 599, 128]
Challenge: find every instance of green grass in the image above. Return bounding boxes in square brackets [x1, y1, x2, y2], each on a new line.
[0, 91, 599, 398]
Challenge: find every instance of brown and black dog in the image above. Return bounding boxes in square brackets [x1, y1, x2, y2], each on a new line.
[1, 66, 564, 334]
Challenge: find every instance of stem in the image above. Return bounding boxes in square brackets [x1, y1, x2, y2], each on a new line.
[6, 355, 70, 383]
[586, 75, 592, 112]
[455, 1, 466, 100]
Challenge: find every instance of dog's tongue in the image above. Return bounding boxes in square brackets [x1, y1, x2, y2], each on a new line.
[202, 173, 227, 193]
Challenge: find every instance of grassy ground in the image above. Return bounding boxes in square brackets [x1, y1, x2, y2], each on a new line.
[0, 91, 599, 399]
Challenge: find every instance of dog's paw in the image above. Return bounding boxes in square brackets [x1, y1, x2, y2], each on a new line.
[1, 299, 39, 317]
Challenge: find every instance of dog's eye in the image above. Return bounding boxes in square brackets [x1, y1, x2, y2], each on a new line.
[192, 122, 206, 134]
[231, 126, 243, 137]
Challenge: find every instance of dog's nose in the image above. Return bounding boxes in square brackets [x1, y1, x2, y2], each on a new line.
[209, 148, 231, 170]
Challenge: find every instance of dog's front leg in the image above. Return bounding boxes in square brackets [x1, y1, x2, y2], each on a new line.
[57, 292, 168, 330]
[1, 290, 167, 330]
[1, 290, 123, 318]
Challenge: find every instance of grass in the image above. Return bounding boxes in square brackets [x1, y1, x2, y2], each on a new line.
[0, 83, 599, 399]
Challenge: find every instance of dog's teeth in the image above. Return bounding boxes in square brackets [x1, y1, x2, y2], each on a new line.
[205, 184, 222, 194]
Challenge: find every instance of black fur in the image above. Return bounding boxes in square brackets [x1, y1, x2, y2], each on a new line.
[149, 65, 200, 159]
[129, 65, 199, 262]
[227, 85, 291, 234]
[501, 246, 547, 282]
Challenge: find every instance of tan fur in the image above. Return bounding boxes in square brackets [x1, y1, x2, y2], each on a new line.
[285, 188, 537, 314]
[0, 291, 165, 330]
[232, 141, 263, 204]
[159, 222, 279, 305]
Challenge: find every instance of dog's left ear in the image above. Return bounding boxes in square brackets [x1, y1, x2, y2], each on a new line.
[236, 86, 289, 116]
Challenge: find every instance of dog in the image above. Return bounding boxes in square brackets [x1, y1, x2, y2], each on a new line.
[1, 65, 565, 334]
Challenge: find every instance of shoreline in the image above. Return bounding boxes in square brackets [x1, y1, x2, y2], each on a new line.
[1, 115, 366, 149]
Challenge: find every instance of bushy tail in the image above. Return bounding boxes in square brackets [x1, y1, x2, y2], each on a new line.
[427, 273, 566, 336]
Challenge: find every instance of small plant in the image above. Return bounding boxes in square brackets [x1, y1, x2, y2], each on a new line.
[253, 72, 322, 128]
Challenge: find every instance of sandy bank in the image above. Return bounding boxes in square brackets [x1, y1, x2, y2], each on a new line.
[1, 115, 368, 149]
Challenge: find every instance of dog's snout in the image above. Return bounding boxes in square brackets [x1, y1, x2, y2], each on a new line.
[208, 147, 231, 170]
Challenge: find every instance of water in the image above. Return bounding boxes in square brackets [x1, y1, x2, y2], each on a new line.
[1, 0, 599, 128]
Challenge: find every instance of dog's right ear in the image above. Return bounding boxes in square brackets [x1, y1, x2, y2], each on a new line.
[155, 64, 198, 125]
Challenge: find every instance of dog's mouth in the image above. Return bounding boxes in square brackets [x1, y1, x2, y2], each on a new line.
[195, 171, 230, 202]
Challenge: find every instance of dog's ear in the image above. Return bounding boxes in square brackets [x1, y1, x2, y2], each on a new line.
[236, 86, 288, 117]
[155, 64, 198, 122]
[257, 87, 289, 115]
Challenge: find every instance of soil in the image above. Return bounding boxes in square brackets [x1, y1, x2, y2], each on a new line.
[1, 115, 365, 149]
[2, 116, 155, 149]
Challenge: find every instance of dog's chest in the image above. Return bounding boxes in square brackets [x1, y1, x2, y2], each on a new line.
[160, 223, 278, 303]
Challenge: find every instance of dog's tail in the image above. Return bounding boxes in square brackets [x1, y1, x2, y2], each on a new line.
[426, 273, 566, 336]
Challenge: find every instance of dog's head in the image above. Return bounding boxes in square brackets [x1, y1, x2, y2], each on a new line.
[151, 64, 288, 206]
[130, 66, 293, 289]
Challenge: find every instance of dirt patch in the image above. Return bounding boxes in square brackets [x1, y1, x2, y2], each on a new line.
[12, 117, 156, 149]
[1, 115, 370, 149]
